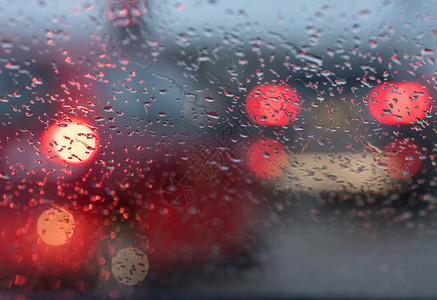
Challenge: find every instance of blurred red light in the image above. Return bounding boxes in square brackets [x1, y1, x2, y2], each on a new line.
[381, 138, 424, 179]
[246, 137, 287, 178]
[245, 83, 300, 126]
[368, 81, 431, 125]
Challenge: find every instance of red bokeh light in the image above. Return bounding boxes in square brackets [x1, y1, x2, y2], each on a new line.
[368, 81, 431, 125]
[381, 138, 424, 179]
[245, 83, 300, 126]
[246, 137, 287, 178]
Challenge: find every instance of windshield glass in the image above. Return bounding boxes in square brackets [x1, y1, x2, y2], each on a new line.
[0, 0, 436, 299]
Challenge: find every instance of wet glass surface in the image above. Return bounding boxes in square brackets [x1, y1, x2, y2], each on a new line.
[0, 0, 437, 299]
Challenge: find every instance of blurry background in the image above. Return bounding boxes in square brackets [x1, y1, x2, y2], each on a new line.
[0, 0, 436, 298]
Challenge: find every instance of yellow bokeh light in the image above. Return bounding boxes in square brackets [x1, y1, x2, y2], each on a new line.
[112, 248, 149, 285]
[37, 207, 75, 246]
[45, 121, 98, 164]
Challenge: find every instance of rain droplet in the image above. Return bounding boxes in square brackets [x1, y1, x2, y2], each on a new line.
[206, 112, 219, 119]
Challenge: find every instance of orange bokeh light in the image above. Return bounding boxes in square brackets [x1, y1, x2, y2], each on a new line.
[43, 119, 99, 164]
[247, 137, 287, 178]
[37, 207, 75, 246]
[245, 83, 300, 126]
[368, 81, 431, 125]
